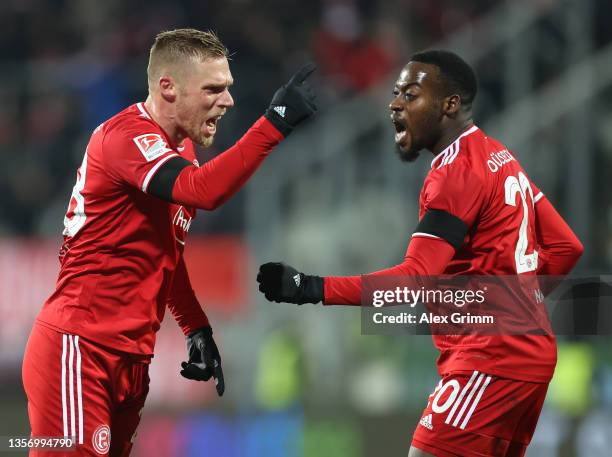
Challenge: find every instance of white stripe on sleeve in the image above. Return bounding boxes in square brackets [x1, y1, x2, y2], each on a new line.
[141, 153, 180, 193]
[412, 232, 441, 240]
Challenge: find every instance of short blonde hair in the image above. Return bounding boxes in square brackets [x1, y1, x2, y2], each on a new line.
[147, 28, 228, 90]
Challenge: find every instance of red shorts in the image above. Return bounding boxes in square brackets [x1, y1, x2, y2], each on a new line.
[22, 323, 150, 456]
[411, 370, 548, 457]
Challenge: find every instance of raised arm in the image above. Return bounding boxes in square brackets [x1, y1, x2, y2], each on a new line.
[148, 63, 317, 210]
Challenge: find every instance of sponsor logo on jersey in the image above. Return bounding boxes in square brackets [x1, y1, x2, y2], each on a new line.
[133, 133, 173, 162]
[173, 206, 192, 234]
[487, 149, 515, 173]
[419, 413, 433, 430]
[92, 424, 111, 454]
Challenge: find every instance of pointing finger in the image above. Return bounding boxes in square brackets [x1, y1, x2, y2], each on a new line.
[289, 62, 317, 85]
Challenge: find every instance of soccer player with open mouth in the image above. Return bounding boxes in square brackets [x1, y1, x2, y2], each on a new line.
[22, 28, 317, 456]
[257, 50, 583, 457]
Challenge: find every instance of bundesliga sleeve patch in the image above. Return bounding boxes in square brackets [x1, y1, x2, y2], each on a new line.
[414, 209, 469, 249]
[133, 133, 173, 162]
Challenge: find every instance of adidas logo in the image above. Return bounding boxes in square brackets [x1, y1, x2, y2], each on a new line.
[419, 413, 433, 430]
[293, 274, 301, 287]
[274, 106, 286, 118]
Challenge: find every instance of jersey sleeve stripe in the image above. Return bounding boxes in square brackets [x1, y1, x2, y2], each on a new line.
[439, 143, 452, 167]
[136, 102, 151, 119]
[534, 192, 544, 203]
[431, 125, 478, 169]
[412, 232, 442, 239]
[446, 140, 461, 165]
[141, 153, 179, 193]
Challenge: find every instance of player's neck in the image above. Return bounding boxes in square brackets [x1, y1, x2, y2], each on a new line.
[143, 96, 185, 148]
[432, 120, 474, 155]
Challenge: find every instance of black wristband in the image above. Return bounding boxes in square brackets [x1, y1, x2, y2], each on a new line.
[299, 275, 324, 304]
[188, 326, 212, 339]
[264, 109, 293, 137]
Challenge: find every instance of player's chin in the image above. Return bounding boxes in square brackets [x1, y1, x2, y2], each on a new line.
[194, 133, 214, 148]
[395, 145, 420, 162]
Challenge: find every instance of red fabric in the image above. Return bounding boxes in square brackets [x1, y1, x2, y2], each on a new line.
[324, 236, 454, 305]
[171, 116, 284, 210]
[322, 126, 583, 383]
[38, 105, 281, 356]
[23, 323, 149, 456]
[166, 257, 209, 336]
[412, 371, 547, 457]
[534, 196, 584, 276]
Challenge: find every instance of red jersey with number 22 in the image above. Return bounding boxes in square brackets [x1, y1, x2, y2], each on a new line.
[413, 125, 555, 382]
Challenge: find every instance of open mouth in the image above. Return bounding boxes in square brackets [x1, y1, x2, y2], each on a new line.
[205, 115, 223, 135]
[392, 118, 407, 144]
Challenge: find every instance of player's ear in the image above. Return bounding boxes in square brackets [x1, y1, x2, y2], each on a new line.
[158, 76, 177, 102]
[443, 94, 461, 117]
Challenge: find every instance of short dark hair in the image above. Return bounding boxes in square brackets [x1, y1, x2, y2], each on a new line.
[410, 50, 478, 107]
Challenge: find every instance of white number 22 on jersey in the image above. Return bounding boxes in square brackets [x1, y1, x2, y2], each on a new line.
[63, 151, 88, 237]
[504, 172, 538, 273]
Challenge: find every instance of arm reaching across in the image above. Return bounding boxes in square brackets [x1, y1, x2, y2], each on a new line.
[257, 236, 455, 306]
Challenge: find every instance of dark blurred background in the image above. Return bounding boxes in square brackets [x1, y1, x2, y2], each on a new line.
[1, 0, 612, 455]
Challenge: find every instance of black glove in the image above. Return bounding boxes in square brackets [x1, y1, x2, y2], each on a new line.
[180, 326, 225, 396]
[264, 63, 317, 136]
[257, 262, 324, 305]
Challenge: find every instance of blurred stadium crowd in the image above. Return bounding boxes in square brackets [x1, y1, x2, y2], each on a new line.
[0, 0, 507, 236]
[1, 0, 612, 456]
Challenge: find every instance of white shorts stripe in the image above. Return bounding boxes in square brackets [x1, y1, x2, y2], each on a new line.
[445, 370, 479, 425]
[460, 375, 491, 429]
[75, 336, 84, 444]
[61, 335, 68, 438]
[534, 192, 544, 203]
[68, 336, 76, 440]
[452, 373, 484, 427]
[141, 153, 180, 192]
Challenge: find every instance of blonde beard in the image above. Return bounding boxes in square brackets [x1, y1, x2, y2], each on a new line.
[190, 131, 214, 148]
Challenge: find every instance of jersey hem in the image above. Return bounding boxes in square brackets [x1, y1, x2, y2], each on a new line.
[441, 367, 553, 384]
[35, 318, 154, 361]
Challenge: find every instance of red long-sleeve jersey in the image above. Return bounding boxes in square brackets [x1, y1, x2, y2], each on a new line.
[324, 125, 583, 382]
[38, 103, 283, 355]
